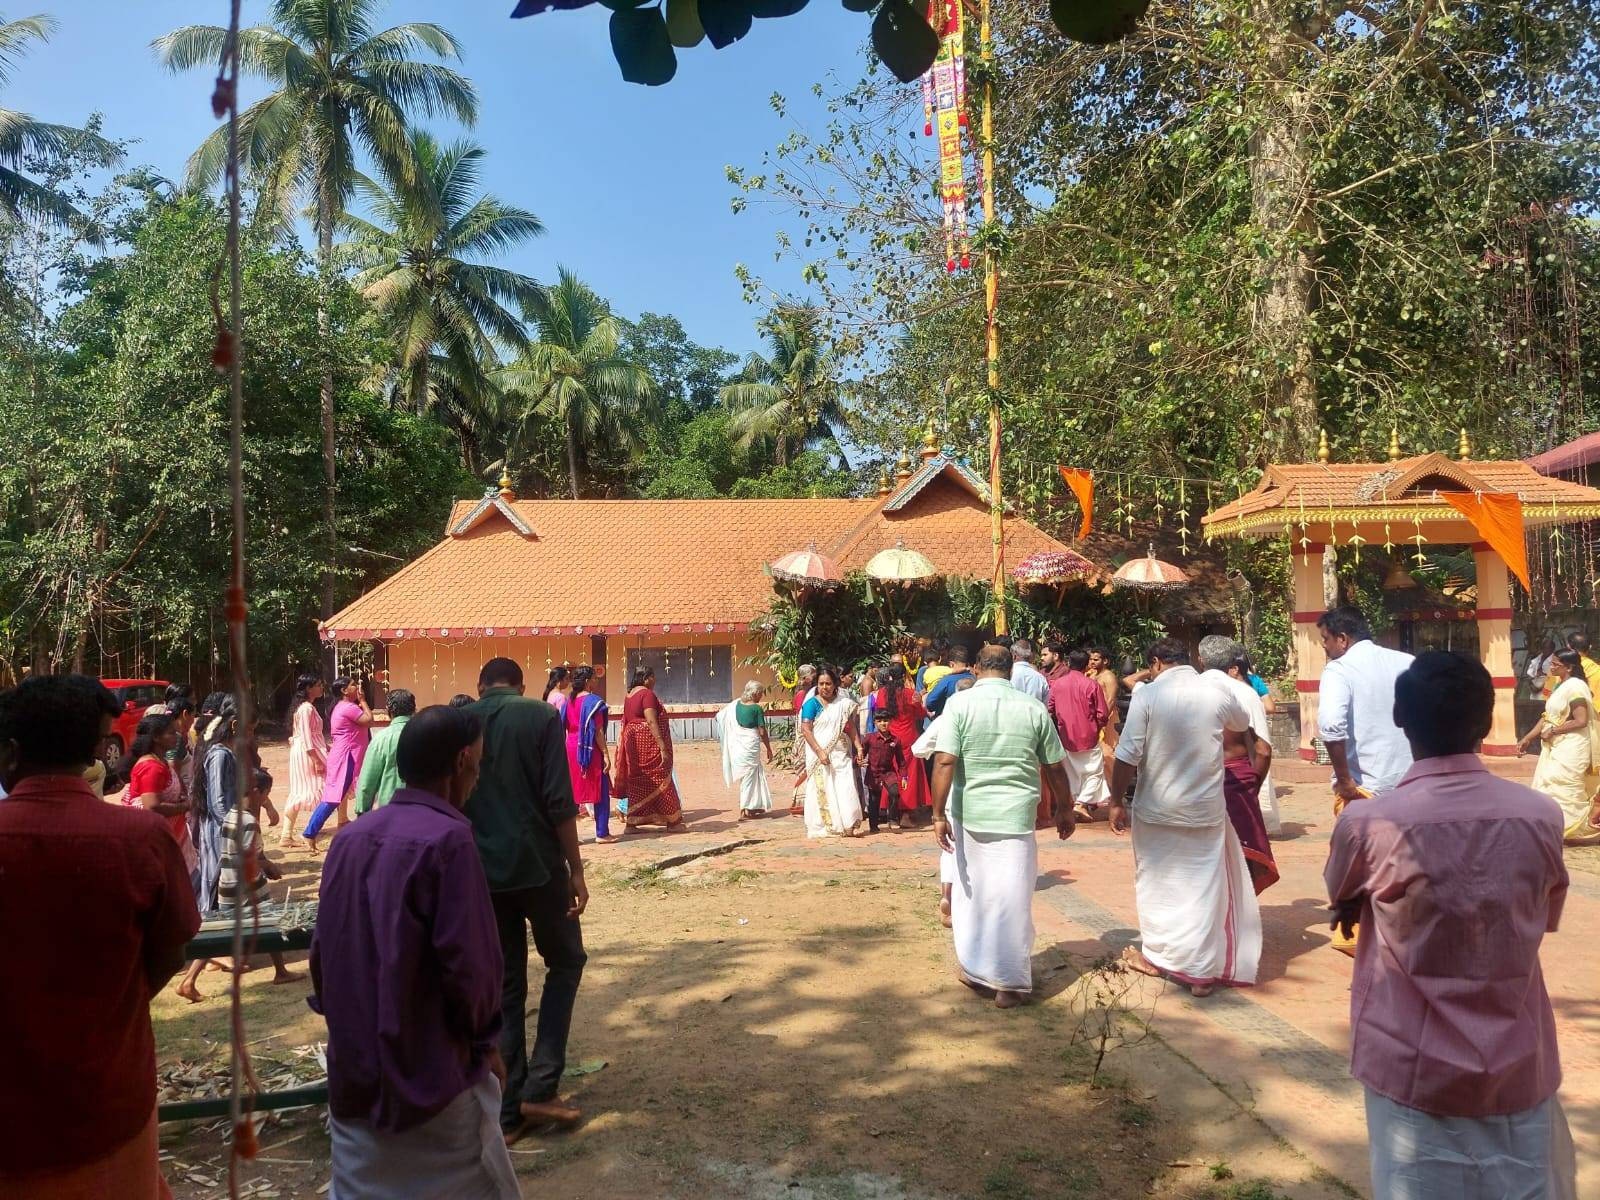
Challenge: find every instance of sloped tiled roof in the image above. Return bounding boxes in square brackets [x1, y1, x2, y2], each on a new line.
[1203, 452, 1600, 538]
[321, 465, 1072, 639]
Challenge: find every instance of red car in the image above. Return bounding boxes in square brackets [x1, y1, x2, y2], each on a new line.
[100, 678, 170, 767]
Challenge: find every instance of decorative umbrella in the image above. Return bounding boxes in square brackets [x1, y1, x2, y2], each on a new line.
[1111, 545, 1191, 593]
[769, 545, 844, 591]
[864, 541, 938, 584]
[1013, 548, 1097, 605]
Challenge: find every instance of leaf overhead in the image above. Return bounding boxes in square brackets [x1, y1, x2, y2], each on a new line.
[666, 0, 708, 48]
[609, 8, 678, 84]
[698, 0, 754, 49]
[871, 0, 938, 83]
[1049, 0, 1150, 45]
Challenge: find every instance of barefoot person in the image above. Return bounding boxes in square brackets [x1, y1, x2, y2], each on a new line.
[1107, 639, 1258, 998]
[0, 675, 200, 1200]
[800, 665, 867, 838]
[716, 681, 775, 819]
[931, 644, 1075, 1009]
[303, 676, 376, 848]
[281, 674, 328, 848]
[1045, 649, 1111, 820]
[176, 703, 305, 1002]
[1326, 653, 1575, 1199]
[1198, 636, 1278, 893]
[466, 658, 589, 1139]
[311, 705, 520, 1198]
[615, 668, 683, 831]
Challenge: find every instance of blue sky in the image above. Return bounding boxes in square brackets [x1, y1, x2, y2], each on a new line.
[6, 0, 877, 357]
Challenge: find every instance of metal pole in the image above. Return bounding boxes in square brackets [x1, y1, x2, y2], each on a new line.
[980, 0, 1005, 634]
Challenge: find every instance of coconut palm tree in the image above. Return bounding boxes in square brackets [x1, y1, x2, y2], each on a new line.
[0, 14, 121, 233]
[496, 269, 655, 499]
[719, 305, 843, 468]
[340, 131, 543, 414]
[154, 0, 477, 627]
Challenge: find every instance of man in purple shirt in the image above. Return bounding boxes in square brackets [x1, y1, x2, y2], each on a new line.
[1325, 652, 1574, 1199]
[310, 705, 518, 1198]
[1046, 649, 1111, 818]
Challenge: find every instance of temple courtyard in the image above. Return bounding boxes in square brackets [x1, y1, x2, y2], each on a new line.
[152, 742, 1599, 1200]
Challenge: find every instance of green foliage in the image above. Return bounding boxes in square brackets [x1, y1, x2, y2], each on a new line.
[0, 189, 468, 687]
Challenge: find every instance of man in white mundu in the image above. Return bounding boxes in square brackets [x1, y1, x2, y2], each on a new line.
[1107, 639, 1260, 998]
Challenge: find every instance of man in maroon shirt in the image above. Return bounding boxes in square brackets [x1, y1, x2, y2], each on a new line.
[1046, 649, 1112, 819]
[311, 704, 518, 1196]
[0, 674, 201, 1200]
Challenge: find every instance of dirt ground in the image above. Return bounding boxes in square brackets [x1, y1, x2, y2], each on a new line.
[153, 742, 1357, 1200]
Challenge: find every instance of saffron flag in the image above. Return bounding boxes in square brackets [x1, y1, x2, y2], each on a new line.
[1440, 492, 1530, 591]
[1058, 466, 1094, 540]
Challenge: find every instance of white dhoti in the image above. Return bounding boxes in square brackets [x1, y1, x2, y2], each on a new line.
[1257, 773, 1281, 835]
[950, 822, 1037, 993]
[1130, 815, 1261, 987]
[1062, 746, 1110, 809]
[1364, 1088, 1576, 1200]
[330, 1073, 520, 1200]
[715, 702, 772, 812]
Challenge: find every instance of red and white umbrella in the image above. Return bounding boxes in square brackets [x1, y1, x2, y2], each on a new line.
[769, 545, 843, 590]
[1111, 546, 1190, 592]
[1012, 548, 1096, 585]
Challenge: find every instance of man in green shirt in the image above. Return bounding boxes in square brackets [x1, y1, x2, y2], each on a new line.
[466, 657, 588, 1138]
[352, 689, 415, 815]
[931, 643, 1074, 1009]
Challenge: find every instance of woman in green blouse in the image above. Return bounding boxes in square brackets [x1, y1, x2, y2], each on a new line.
[716, 681, 775, 817]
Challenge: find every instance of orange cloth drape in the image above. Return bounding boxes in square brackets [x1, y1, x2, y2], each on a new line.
[1440, 492, 1529, 590]
[1058, 467, 1094, 540]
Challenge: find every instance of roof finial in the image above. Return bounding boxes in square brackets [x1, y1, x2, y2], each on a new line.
[876, 466, 893, 497]
[919, 420, 940, 461]
[895, 450, 913, 483]
[1388, 427, 1401, 462]
[498, 468, 516, 502]
[1317, 428, 1330, 464]
[1457, 427, 1471, 460]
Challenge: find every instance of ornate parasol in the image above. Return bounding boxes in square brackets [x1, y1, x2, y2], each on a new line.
[1013, 547, 1098, 606]
[864, 541, 938, 584]
[1111, 545, 1191, 593]
[769, 545, 844, 591]
[1012, 548, 1095, 586]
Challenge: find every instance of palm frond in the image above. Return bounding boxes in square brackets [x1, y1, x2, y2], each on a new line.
[0, 13, 57, 88]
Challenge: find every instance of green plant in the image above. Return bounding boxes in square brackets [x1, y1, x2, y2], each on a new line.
[1210, 1161, 1234, 1181]
[981, 1164, 1033, 1200]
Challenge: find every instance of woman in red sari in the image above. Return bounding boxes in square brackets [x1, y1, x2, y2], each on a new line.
[870, 661, 929, 828]
[616, 668, 682, 831]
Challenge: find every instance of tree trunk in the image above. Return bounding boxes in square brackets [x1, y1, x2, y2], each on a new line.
[414, 353, 430, 416]
[565, 412, 582, 500]
[1248, 2, 1320, 458]
[317, 196, 337, 674]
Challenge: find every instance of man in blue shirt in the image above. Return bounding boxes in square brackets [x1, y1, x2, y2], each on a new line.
[925, 645, 975, 719]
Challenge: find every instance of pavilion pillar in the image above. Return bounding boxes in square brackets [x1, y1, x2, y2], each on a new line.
[1473, 544, 1519, 754]
[1291, 543, 1327, 760]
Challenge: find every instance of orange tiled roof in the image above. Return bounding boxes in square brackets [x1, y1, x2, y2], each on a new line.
[321, 461, 1071, 639]
[1202, 452, 1600, 538]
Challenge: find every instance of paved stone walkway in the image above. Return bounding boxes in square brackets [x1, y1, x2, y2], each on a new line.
[597, 746, 1600, 1199]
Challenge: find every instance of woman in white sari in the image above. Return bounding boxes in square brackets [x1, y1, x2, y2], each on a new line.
[1520, 649, 1600, 846]
[716, 681, 775, 818]
[799, 666, 866, 838]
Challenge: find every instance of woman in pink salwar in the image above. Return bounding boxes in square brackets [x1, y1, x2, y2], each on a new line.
[280, 674, 327, 849]
[302, 676, 373, 849]
[565, 666, 616, 842]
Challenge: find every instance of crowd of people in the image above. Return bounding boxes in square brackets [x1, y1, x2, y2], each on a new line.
[0, 603, 1589, 1198]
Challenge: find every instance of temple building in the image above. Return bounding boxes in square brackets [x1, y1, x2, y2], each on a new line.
[321, 442, 1074, 728]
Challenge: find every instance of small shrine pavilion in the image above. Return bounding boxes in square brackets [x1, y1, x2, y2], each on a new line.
[1202, 432, 1600, 758]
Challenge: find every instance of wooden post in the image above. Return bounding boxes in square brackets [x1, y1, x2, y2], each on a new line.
[1473, 545, 1519, 754]
[1292, 543, 1327, 760]
[980, 0, 1005, 635]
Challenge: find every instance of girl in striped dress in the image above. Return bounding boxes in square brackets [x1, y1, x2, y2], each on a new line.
[280, 675, 327, 849]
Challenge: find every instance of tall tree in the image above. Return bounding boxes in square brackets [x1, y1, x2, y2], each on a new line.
[497, 269, 655, 499]
[719, 305, 843, 468]
[0, 13, 120, 233]
[339, 130, 543, 414]
[154, 0, 477, 633]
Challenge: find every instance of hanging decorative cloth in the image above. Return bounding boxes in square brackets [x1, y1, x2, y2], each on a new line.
[920, 0, 970, 272]
[1057, 466, 1094, 539]
[1439, 492, 1530, 590]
